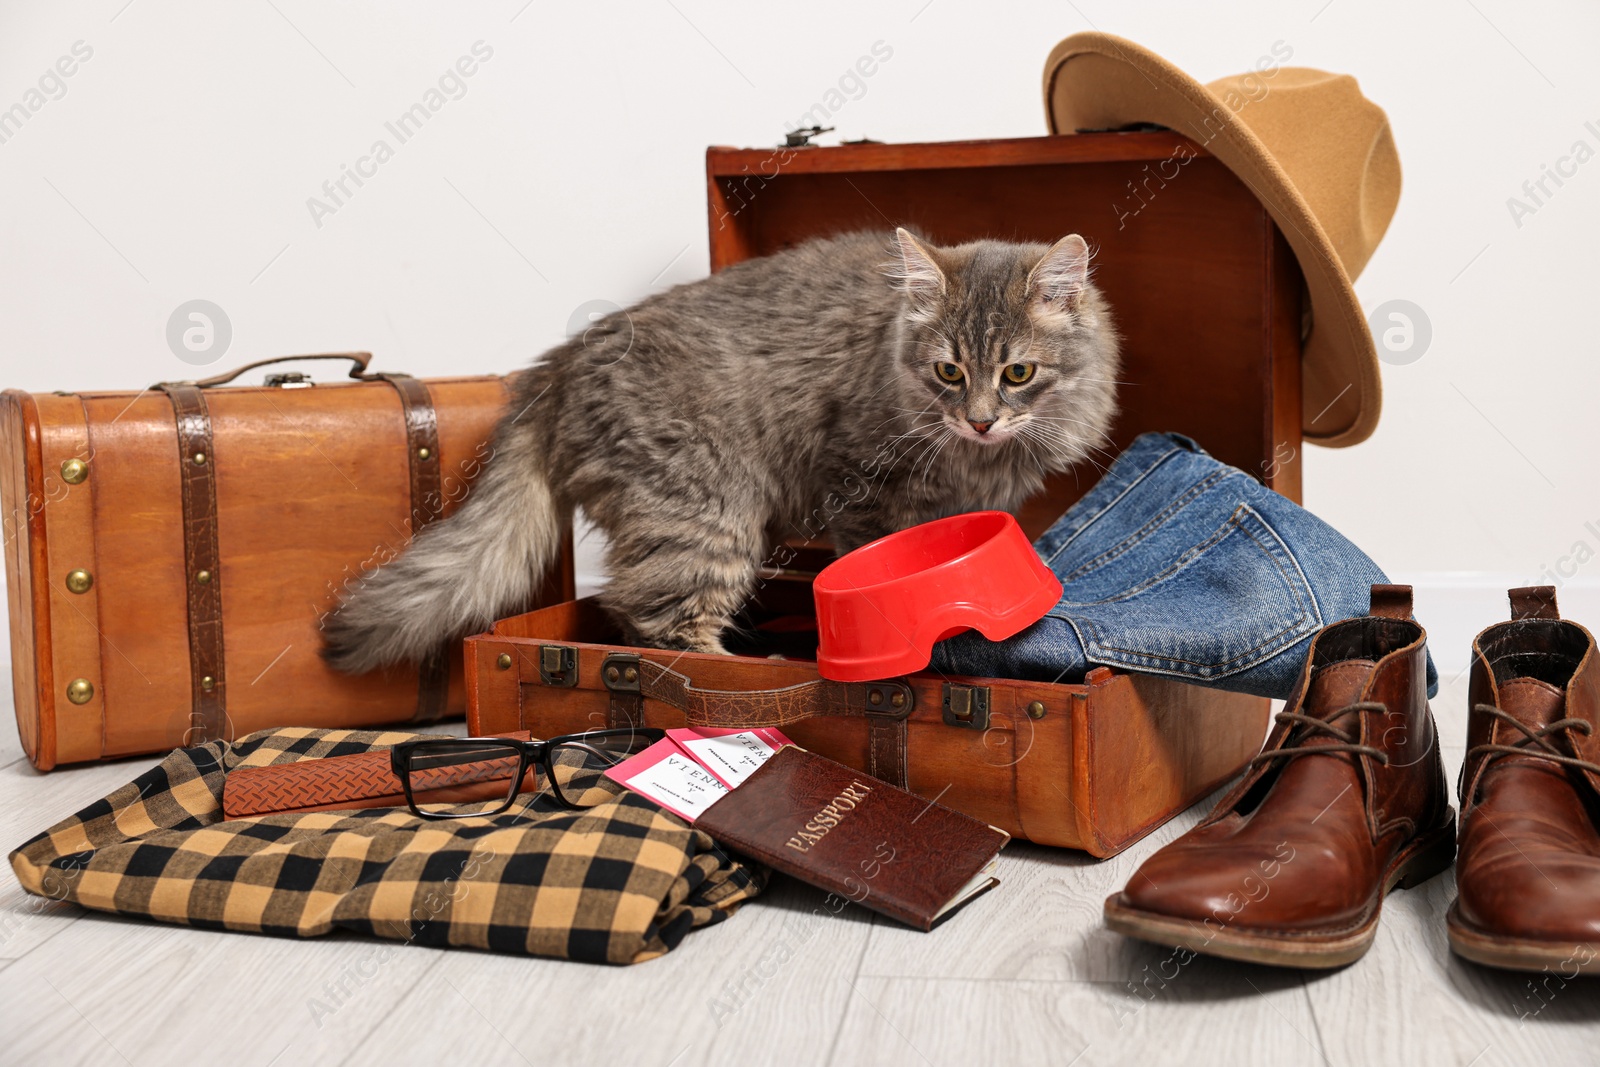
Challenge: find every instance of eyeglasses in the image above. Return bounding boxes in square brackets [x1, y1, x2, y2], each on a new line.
[389, 728, 665, 819]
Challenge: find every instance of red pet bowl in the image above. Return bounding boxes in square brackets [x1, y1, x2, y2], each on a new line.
[813, 511, 1063, 682]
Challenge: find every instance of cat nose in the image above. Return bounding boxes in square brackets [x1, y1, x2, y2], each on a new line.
[968, 419, 993, 434]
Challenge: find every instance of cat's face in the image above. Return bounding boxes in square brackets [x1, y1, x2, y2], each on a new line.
[889, 230, 1119, 468]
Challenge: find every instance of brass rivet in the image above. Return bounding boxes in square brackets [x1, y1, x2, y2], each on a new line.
[201, 675, 216, 691]
[192, 452, 207, 465]
[195, 570, 212, 585]
[624, 667, 638, 683]
[497, 653, 512, 670]
[890, 692, 906, 708]
[1027, 701, 1046, 720]
[60, 458, 88, 484]
[605, 666, 619, 683]
[66, 678, 94, 704]
[417, 446, 432, 460]
[868, 690, 883, 706]
[65, 569, 93, 594]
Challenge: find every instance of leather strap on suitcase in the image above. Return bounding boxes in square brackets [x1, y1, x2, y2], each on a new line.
[365, 370, 451, 723]
[154, 380, 228, 744]
[606, 656, 913, 787]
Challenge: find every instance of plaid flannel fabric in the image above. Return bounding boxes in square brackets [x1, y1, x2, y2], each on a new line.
[9, 727, 763, 965]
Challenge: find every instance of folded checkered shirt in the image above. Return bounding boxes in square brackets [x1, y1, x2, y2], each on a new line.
[9, 727, 763, 964]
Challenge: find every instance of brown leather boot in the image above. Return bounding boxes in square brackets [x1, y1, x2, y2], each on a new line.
[1103, 584, 1455, 968]
[1448, 586, 1600, 973]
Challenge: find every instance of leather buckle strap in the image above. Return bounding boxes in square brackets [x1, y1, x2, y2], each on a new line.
[632, 659, 912, 788]
[156, 382, 228, 745]
[414, 645, 450, 724]
[372, 373, 450, 723]
[373, 373, 443, 531]
[607, 691, 644, 730]
[635, 659, 913, 728]
[599, 653, 644, 729]
[867, 715, 908, 789]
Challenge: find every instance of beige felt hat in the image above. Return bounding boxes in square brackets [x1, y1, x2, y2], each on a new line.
[1043, 33, 1400, 447]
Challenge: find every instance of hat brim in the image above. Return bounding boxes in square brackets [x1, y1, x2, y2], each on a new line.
[1043, 33, 1381, 447]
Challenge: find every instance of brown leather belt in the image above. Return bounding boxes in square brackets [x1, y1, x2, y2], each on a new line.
[158, 355, 452, 738]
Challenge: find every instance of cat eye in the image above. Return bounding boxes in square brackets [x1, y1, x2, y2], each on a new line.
[935, 362, 964, 384]
[1002, 363, 1036, 385]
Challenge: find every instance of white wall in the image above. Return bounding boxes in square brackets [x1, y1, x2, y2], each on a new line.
[1, 0, 1596, 672]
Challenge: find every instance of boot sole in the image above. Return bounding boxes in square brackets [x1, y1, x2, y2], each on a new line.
[1103, 813, 1457, 970]
[1446, 904, 1600, 974]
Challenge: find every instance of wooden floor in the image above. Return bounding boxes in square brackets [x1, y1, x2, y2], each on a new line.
[1, 671, 1596, 1067]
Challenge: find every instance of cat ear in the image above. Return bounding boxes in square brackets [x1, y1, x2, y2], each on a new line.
[1027, 234, 1091, 313]
[888, 228, 946, 304]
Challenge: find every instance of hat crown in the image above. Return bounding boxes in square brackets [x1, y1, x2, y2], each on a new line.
[1201, 67, 1400, 280]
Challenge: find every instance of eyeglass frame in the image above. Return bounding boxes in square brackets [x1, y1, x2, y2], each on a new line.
[389, 727, 666, 819]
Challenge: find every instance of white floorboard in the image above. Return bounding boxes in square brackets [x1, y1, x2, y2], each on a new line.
[1, 671, 1596, 1066]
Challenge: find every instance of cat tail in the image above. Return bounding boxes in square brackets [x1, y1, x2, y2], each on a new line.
[320, 407, 565, 675]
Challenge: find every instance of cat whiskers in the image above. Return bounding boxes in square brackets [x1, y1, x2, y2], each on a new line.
[868, 420, 949, 507]
[884, 424, 941, 482]
[914, 422, 957, 487]
[861, 370, 920, 409]
[884, 425, 944, 447]
[862, 393, 943, 443]
[881, 404, 948, 446]
[1027, 413, 1119, 451]
[1014, 417, 1112, 475]
[1012, 421, 1067, 469]
[1010, 424, 1050, 473]
[853, 405, 944, 510]
[1032, 421, 1117, 470]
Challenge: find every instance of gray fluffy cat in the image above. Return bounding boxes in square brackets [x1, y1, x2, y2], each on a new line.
[322, 228, 1119, 669]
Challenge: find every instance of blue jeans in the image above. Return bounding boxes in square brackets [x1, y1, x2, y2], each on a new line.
[931, 433, 1437, 699]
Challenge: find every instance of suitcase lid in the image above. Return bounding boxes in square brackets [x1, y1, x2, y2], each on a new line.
[704, 132, 1306, 536]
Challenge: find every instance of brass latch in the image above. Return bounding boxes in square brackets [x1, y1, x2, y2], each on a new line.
[942, 684, 991, 730]
[538, 644, 577, 687]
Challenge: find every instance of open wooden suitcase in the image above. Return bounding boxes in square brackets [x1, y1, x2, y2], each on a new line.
[466, 131, 1303, 856]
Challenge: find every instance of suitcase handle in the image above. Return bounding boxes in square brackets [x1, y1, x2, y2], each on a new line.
[636, 659, 914, 728]
[166, 351, 380, 389]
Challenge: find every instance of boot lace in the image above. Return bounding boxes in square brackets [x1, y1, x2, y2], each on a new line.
[1466, 704, 1600, 776]
[1248, 700, 1392, 768]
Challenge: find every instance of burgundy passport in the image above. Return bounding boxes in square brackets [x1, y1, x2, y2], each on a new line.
[696, 746, 1008, 931]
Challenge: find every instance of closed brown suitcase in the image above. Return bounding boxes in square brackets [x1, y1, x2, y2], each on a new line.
[1, 352, 570, 770]
[464, 131, 1299, 855]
